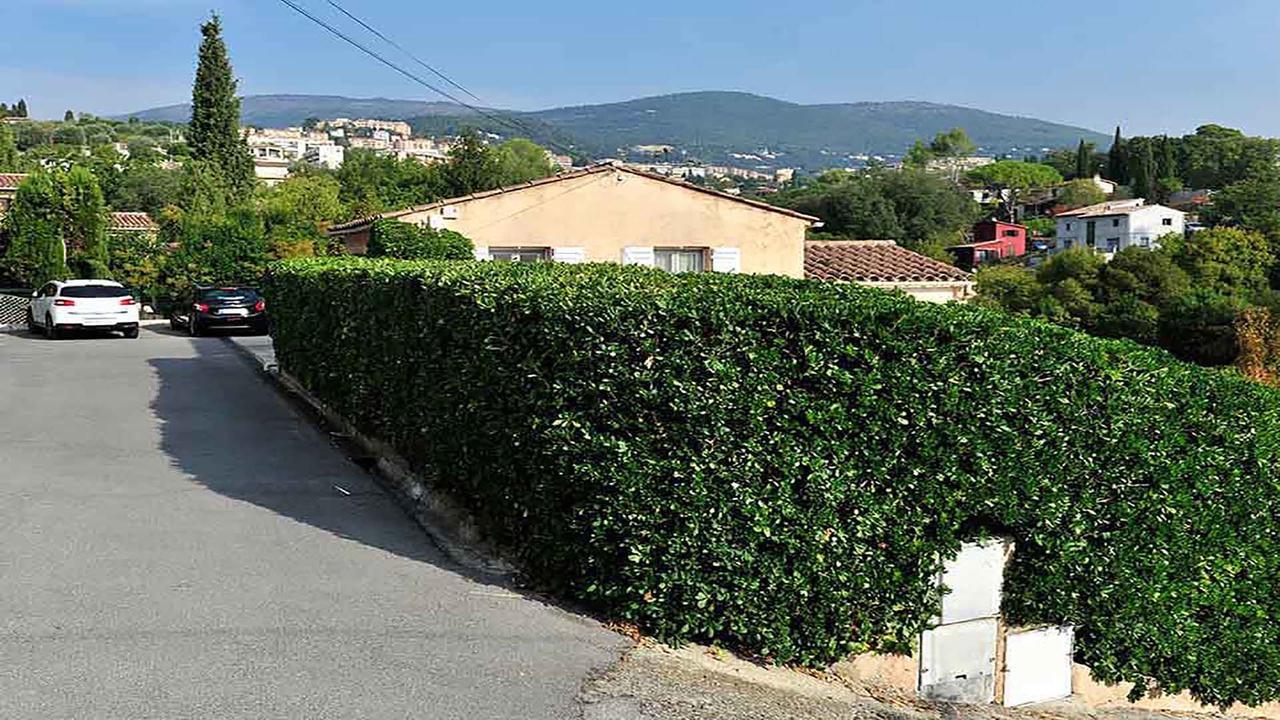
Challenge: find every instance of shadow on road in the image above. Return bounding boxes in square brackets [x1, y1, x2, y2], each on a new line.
[147, 333, 455, 569]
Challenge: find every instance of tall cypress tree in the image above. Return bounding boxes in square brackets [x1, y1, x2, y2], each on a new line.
[1129, 139, 1157, 200]
[1107, 126, 1129, 184]
[1157, 136, 1178, 180]
[189, 14, 254, 202]
[1074, 140, 1090, 179]
[16, 98, 28, 118]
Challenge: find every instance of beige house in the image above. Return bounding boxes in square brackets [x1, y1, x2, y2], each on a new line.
[328, 164, 818, 278]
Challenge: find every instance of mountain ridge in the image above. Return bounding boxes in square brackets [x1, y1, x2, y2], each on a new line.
[121, 91, 1109, 170]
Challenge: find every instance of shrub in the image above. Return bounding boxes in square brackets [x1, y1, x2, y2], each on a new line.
[264, 257, 1280, 707]
[366, 218, 473, 260]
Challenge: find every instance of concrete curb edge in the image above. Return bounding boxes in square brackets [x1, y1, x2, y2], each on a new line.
[223, 336, 515, 581]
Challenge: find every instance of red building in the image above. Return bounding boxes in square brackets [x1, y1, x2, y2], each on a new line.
[947, 220, 1027, 271]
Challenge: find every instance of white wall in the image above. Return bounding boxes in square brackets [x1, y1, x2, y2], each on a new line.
[1056, 205, 1184, 255]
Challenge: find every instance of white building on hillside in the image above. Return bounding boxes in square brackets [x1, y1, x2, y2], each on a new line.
[1055, 199, 1184, 256]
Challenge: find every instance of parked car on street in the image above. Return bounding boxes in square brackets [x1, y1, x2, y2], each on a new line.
[26, 280, 140, 339]
[170, 285, 269, 336]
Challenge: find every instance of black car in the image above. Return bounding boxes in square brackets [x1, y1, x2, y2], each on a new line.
[171, 285, 268, 336]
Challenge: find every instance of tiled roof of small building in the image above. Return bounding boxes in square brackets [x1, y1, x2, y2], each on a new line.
[109, 212, 159, 231]
[805, 240, 973, 284]
[0, 173, 28, 190]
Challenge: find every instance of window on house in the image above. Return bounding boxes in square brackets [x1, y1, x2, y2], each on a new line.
[1002, 229, 1019, 237]
[1065, 223, 1073, 231]
[1139, 237, 1151, 247]
[1106, 238, 1120, 252]
[1112, 219, 1120, 227]
[489, 247, 550, 263]
[1162, 218, 1174, 226]
[655, 248, 707, 273]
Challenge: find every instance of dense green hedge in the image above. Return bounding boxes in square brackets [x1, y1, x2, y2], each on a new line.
[366, 218, 473, 260]
[263, 257, 1280, 707]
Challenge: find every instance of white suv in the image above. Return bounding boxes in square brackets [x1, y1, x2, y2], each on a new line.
[27, 280, 141, 339]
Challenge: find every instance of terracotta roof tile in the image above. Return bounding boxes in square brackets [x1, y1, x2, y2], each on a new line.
[0, 173, 28, 190]
[805, 240, 973, 284]
[109, 211, 158, 231]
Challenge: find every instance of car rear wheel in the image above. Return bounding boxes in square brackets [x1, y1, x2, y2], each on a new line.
[123, 326, 139, 339]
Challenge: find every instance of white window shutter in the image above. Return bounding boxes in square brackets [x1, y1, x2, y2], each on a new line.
[712, 247, 741, 273]
[552, 247, 586, 264]
[473, 245, 490, 261]
[622, 246, 655, 266]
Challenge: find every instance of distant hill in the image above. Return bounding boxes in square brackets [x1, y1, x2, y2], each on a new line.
[122, 94, 474, 127]
[122, 91, 1109, 170]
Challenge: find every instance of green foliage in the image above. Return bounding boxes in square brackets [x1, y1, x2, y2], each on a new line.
[257, 173, 344, 258]
[1056, 179, 1106, 209]
[979, 230, 1273, 365]
[443, 129, 503, 196]
[967, 161, 1063, 193]
[334, 148, 446, 218]
[366, 219, 473, 260]
[0, 123, 24, 172]
[158, 205, 268, 298]
[1122, 125, 1280, 191]
[494, 138, 558, 185]
[265, 256, 1280, 706]
[108, 229, 165, 307]
[61, 166, 111, 278]
[773, 167, 981, 256]
[2, 173, 68, 285]
[1107, 127, 1129, 184]
[188, 14, 255, 202]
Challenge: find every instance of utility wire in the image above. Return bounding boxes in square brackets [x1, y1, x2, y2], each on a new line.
[273, 0, 563, 152]
[315, 0, 574, 158]
[322, 0, 484, 105]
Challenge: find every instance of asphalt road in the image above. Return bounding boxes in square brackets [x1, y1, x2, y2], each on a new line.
[0, 326, 626, 719]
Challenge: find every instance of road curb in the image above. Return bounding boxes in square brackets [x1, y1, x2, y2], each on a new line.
[222, 336, 515, 581]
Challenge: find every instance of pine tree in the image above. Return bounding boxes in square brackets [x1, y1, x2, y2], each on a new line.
[1074, 140, 1090, 179]
[16, 98, 27, 118]
[63, 110, 75, 122]
[1107, 126, 1128, 184]
[188, 14, 254, 202]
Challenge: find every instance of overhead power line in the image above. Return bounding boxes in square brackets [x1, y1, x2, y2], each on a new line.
[272, 0, 574, 157]
[322, 0, 484, 105]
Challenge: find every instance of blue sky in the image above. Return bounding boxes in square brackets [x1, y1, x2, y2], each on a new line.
[3, 0, 1278, 136]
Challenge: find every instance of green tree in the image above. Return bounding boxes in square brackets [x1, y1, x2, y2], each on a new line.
[3, 173, 68, 286]
[63, 109, 75, 122]
[159, 205, 268, 297]
[1056, 178, 1106, 209]
[973, 265, 1043, 313]
[443, 129, 502, 196]
[1074, 139, 1091, 179]
[927, 127, 976, 181]
[0, 122, 23, 172]
[1159, 288, 1247, 365]
[1107, 126, 1128, 184]
[188, 14, 255, 202]
[334, 148, 446, 217]
[494, 138, 557, 185]
[16, 99, 28, 118]
[1097, 247, 1190, 309]
[966, 161, 1063, 221]
[903, 141, 932, 169]
[1206, 176, 1280, 242]
[1129, 139, 1157, 200]
[61, 166, 111, 278]
[1165, 226, 1273, 296]
[258, 173, 344, 258]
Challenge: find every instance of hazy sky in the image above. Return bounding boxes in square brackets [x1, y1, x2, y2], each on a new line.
[3, 0, 1278, 136]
